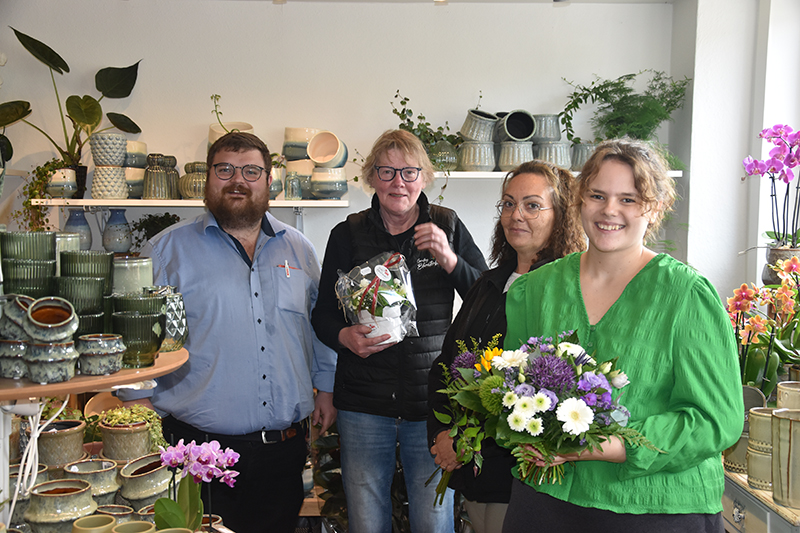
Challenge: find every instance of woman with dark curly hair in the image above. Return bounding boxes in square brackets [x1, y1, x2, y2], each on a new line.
[428, 160, 584, 533]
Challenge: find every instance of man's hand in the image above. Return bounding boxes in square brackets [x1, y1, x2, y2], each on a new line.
[312, 391, 336, 433]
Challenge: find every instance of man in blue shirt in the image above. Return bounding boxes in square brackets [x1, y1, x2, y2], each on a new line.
[122, 132, 337, 532]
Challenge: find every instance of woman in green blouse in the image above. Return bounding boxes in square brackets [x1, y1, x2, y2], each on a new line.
[501, 139, 743, 533]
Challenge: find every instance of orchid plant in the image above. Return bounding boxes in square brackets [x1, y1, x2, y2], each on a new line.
[743, 124, 800, 247]
[154, 439, 240, 531]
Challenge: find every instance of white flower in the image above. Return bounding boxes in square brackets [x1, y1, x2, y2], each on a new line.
[556, 342, 594, 364]
[502, 391, 519, 408]
[359, 279, 370, 288]
[532, 392, 553, 413]
[611, 371, 630, 389]
[514, 397, 536, 418]
[597, 361, 612, 374]
[525, 417, 544, 436]
[507, 411, 527, 432]
[492, 349, 528, 370]
[556, 397, 594, 436]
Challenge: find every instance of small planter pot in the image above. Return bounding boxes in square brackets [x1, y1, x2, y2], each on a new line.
[9, 462, 48, 527]
[71, 514, 116, 533]
[76, 334, 126, 376]
[110, 522, 156, 533]
[63, 459, 120, 505]
[30, 419, 86, 467]
[23, 478, 97, 532]
[0, 339, 27, 379]
[23, 342, 79, 385]
[95, 504, 134, 524]
[135, 503, 155, 523]
[118, 453, 171, 511]
[99, 420, 151, 462]
[459, 109, 498, 142]
[24, 297, 79, 343]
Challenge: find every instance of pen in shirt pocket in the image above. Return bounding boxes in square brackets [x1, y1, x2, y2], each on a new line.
[277, 259, 301, 277]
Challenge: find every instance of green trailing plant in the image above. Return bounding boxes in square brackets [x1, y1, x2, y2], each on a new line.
[391, 90, 462, 152]
[210, 93, 283, 169]
[40, 397, 101, 443]
[559, 70, 690, 157]
[0, 28, 141, 167]
[11, 157, 64, 230]
[102, 404, 168, 452]
[131, 212, 181, 252]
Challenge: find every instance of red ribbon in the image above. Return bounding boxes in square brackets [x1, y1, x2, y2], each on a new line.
[357, 253, 403, 315]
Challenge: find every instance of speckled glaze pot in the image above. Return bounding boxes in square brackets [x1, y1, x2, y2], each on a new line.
[63, 459, 120, 505]
[23, 478, 97, 533]
[95, 505, 134, 524]
[76, 334, 126, 376]
[135, 504, 154, 523]
[23, 342, 79, 385]
[9, 462, 48, 527]
[0, 339, 27, 379]
[118, 453, 171, 511]
[24, 297, 78, 342]
[0, 295, 34, 340]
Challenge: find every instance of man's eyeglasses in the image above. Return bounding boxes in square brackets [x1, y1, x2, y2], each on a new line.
[496, 200, 553, 220]
[374, 166, 422, 182]
[212, 163, 265, 182]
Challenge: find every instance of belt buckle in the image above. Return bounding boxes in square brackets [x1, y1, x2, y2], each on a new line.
[261, 430, 278, 445]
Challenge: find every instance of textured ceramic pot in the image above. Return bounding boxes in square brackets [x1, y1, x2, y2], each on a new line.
[530, 114, 562, 142]
[24, 297, 79, 342]
[570, 142, 597, 172]
[23, 342, 79, 385]
[32, 420, 86, 467]
[63, 210, 93, 251]
[310, 167, 348, 199]
[95, 505, 134, 524]
[533, 141, 571, 168]
[772, 409, 800, 507]
[124, 141, 148, 169]
[71, 514, 116, 533]
[178, 162, 207, 200]
[90, 133, 127, 167]
[111, 258, 153, 295]
[76, 333, 126, 355]
[46, 168, 77, 199]
[307, 131, 348, 168]
[55, 233, 81, 277]
[749, 407, 777, 453]
[24, 478, 96, 533]
[118, 453, 171, 511]
[142, 155, 169, 200]
[457, 142, 495, 172]
[459, 109, 498, 142]
[747, 444, 772, 490]
[9, 462, 48, 527]
[101, 210, 132, 254]
[54, 276, 104, 315]
[142, 287, 186, 352]
[0, 231, 57, 260]
[0, 339, 27, 379]
[124, 167, 145, 199]
[63, 459, 120, 505]
[110, 522, 155, 533]
[98, 420, 151, 462]
[494, 110, 536, 142]
[778, 381, 800, 409]
[498, 142, 534, 172]
[60, 251, 114, 296]
[0, 295, 33, 340]
[91, 167, 128, 200]
[162, 155, 179, 200]
[723, 432, 748, 473]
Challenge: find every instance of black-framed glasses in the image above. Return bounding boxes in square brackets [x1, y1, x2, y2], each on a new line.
[374, 166, 422, 182]
[212, 163, 265, 182]
[496, 200, 553, 220]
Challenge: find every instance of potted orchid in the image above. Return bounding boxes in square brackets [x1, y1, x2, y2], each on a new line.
[154, 439, 239, 531]
[743, 124, 800, 248]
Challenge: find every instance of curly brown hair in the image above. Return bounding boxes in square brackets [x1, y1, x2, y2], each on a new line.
[489, 160, 585, 268]
[577, 138, 676, 241]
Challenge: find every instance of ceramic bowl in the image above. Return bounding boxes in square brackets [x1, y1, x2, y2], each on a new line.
[0, 339, 27, 379]
[76, 312, 105, 337]
[112, 257, 154, 295]
[307, 131, 348, 168]
[24, 478, 96, 532]
[2, 258, 57, 279]
[124, 167, 145, 199]
[54, 276, 105, 314]
[60, 251, 115, 295]
[46, 168, 78, 199]
[310, 167, 348, 199]
[72, 513, 117, 532]
[96, 504, 135, 524]
[112, 311, 166, 368]
[24, 296, 79, 342]
[112, 294, 166, 315]
[118, 453, 172, 512]
[0, 231, 57, 260]
[63, 459, 120, 505]
[90, 133, 127, 166]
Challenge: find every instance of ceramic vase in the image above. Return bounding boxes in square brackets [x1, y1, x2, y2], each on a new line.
[91, 167, 128, 199]
[142, 155, 169, 200]
[459, 109, 499, 142]
[498, 142, 534, 172]
[63, 459, 120, 505]
[178, 162, 207, 200]
[101, 209, 132, 254]
[24, 478, 96, 533]
[63, 210, 93, 251]
[429, 140, 458, 171]
[90, 133, 127, 167]
[162, 155, 180, 199]
[457, 142, 495, 172]
[118, 453, 172, 511]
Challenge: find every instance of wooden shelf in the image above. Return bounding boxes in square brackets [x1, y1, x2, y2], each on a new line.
[30, 199, 349, 208]
[433, 170, 684, 179]
[0, 348, 188, 401]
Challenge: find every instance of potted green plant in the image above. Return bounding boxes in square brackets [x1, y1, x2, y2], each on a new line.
[130, 212, 181, 254]
[11, 157, 65, 231]
[98, 404, 167, 462]
[0, 28, 141, 197]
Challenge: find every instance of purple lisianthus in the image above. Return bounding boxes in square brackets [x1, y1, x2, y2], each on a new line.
[525, 355, 576, 395]
[582, 392, 598, 406]
[539, 388, 558, 411]
[577, 371, 610, 393]
[514, 383, 535, 397]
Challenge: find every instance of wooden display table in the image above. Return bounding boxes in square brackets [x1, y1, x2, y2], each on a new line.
[724, 471, 800, 532]
[300, 485, 324, 516]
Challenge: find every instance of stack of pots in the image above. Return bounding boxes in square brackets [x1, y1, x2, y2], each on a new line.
[531, 114, 571, 169]
[457, 109, 499, 171]
[124, 141, 147, 199]
[90, 133, 129, 199]
[305, 129, 349, 200]
[0, 231, 57, 298]
[59, 250, 115, 336]
[283, 128, 318, 200]
[456, 109, 541, 172]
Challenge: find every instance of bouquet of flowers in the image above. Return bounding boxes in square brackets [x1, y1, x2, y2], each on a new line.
[430, 330, 661, 501]
[335, 251, 418, 344]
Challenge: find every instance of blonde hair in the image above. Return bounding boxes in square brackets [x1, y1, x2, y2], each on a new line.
[362, 130, 435, 189]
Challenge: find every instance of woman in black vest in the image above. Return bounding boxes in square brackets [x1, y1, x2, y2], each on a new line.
[427, 161, 585, 533]
[312, 129, 488, 533]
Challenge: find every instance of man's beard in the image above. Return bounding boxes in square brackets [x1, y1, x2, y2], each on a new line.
[205, 182, 270, 231]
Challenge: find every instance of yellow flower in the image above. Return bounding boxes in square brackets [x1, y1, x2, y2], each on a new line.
[475, 347, 502, 372]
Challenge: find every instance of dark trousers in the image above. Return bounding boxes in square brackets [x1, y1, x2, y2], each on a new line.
[161, 416, 308, 533]
[502, 478, 724, 533]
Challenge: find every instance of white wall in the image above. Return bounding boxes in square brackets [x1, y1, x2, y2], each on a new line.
[0, 0, 677, 265]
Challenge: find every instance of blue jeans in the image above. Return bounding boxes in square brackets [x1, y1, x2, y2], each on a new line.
[337, 409, 454, 533]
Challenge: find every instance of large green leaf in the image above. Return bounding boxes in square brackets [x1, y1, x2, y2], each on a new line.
[95, 61, 140, 99]
[153, 497, 186, 529]
[11, 28, 69, 74]
[107, 112, 141, 134]
[66, 95, 102, 129]
[178, 476, 203, 532]
[0, 133, 12, 163]
[0, 101, 32, 128]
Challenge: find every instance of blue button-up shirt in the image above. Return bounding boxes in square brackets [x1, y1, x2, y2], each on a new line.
[131, 211, 336, 435]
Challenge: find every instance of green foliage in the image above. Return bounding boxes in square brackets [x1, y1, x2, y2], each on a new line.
[131, 212, 181, 252]
[0, 28, 141, 167]
[391, 90, 463, 151]
[102, 404, 167, 451]
[559, 70, 690, 149]
[11, 157, 64, 231]
[154, 476, 203, 531]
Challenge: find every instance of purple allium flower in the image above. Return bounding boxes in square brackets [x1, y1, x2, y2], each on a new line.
[525, 354, 576, 394]
[539, 388, 558, 410]
[582, 393, 598, 406]
[514, 383, 535, 397]
[577, 371, 610, 392]
[451, 351, 478, 380]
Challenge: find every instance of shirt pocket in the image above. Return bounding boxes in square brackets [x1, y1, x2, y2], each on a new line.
[274, 265, 312, 315]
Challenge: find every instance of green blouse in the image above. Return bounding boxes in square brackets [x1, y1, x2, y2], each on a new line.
[504, 252, 744, 515]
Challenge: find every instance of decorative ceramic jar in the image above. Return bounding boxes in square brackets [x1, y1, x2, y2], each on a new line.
[0, 339, 27, 379]
[101, 209, 132, 254]
[457, 142, 495, 172]
[494, 110, 536, 143]
[31, 420, 86, 467]
[530, 114, 562, 142]
[162, 155, 180, 199]
[23, 341, 79, 384]
[178, 162, 207, 200]
[98, 419, 151, 462]
[90, 133, 127, 166]
[307, 131, 348, 169]
[91, 166, 128, 199]
[63, 210, 93, 251]
[46, 168, 78, 199]
[142, 286, 187, 352]
[498, 142, 534, 172]
[310, 167, 348, 199]
[142, 154, 169, 200]
[118, 453, 172, 511]
[533, 141, 571, 168]
[429, 140, 458, 171]
[459, 109, 499, 142]
[24, 296, 79, 342]
[63, 459, 120, 505]
[570, 142, 597, 172]
[24, 478, 96, 533]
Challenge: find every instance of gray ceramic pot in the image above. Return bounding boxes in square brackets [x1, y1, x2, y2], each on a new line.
[23, 478, 97, 533]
